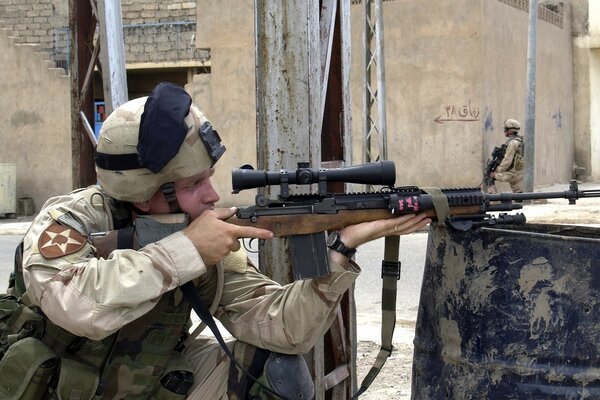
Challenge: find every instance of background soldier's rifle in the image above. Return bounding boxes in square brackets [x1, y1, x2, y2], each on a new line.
[483, 144, 507, 186]
[227, 160, 600, 279]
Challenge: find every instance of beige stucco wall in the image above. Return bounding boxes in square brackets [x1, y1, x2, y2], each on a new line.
[588, 2, 600, 180]
[572, 0, 600, 181]
[0, 0, 583, 213]
[187, 0, 257, 207]
[351, 0, 485, 187]
[192, 0, 575, 196]
[0, 27, 71, 212]
[350, 0, 573, 188]
[481, 1, 574, 186]
[572, 0, 593, 180]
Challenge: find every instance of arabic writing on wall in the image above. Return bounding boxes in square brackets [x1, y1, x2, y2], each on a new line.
[435, 100, 480, 124]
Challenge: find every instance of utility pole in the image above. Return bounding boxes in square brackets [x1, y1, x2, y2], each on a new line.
[97, 0, 128, 113]
[524, 0, 538, 192]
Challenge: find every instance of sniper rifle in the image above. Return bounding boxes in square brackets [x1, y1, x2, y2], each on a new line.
[226, 160, 600, 398]
[227, 160, 600, 279]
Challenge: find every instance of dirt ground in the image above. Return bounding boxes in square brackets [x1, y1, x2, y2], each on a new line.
[355, 340, 413, 399]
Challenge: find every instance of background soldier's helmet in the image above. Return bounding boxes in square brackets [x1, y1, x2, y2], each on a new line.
[95, 82, 225, 203]
[503, 118, 521, 134]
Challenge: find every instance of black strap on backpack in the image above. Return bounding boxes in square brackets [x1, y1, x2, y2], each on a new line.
[8, 241, 25, 297]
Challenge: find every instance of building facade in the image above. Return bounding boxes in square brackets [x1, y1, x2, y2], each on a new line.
[0, 0, 593, 211]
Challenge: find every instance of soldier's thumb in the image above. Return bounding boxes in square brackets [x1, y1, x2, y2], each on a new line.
[213, 207, 237, 220]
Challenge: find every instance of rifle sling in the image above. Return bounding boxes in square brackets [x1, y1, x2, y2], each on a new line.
[422, 187, 450, 223]
[180, 282, 287, 399]
[354, 235, 401, 398]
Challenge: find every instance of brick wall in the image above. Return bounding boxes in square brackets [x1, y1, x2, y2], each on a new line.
[121, 1, 196, 24]
[0, 0, 208, 67]
[121, 0, 208, 63]
[0, 0, 66, 53]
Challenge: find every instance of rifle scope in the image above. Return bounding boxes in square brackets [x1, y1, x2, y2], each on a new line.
[232, 160, 396, 194]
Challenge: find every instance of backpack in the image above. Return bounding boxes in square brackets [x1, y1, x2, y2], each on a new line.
[0, 242, 60, 399]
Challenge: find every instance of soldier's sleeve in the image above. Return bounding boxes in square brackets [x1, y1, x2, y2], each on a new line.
[22, 193, 206, 341]
[213, 251, 360, 354]
[496, 140, 518, 173]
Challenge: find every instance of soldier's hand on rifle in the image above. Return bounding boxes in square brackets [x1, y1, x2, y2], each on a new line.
[337, 213, 431, 253]
[184, 207, 273, 266]
[489, 171, 496, 178]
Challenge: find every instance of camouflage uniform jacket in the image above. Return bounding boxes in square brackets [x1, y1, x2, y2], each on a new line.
[496, 135, 524, 174]
[20, 186, 360, 396]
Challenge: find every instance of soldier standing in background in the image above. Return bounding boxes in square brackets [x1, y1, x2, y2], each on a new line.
[487, 118, 525, 194]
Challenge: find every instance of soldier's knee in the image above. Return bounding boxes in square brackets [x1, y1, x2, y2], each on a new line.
[249, 352, 314, 399]
[228, 343, 314, 400]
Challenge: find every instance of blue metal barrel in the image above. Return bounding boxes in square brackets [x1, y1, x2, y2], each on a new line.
[412, 223, 600, 399]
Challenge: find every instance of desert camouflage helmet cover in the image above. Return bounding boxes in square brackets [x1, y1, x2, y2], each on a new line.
[503, 118, 521, 133]
[95, 82, 225, 203]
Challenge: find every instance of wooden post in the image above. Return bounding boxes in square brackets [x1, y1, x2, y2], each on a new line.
[69, 0, 96, 189]
[254, 1, 354, 397]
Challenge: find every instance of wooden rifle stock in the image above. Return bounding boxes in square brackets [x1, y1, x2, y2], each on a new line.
[225, 205, 482, 237]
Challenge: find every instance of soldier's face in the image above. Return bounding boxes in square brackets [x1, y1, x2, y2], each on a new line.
[174, 168, 220, 221]
[140, 168, 220, 220]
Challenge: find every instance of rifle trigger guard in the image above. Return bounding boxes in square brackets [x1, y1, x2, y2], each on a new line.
[242, 238, 263, 254]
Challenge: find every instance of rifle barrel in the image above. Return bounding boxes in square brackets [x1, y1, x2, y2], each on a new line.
[581, 189, 600, 197]
[487, 189, 600, 203]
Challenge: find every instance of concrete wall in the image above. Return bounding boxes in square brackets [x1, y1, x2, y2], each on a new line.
[349, 0, 573, 188]
[0, 27, 71, 212]
[193, 0, 575, 199]
[588, 2, 600, 180]
[187, 0, 257, 206]
[0, 0, 584, 213]
[572, 0, 593, 179]
[572, 0, 600, 181]
[351, 0, 485, 187]
[482, 0, 574, 186]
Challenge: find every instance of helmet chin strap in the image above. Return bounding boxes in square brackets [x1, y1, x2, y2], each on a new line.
[160, 182, 182, 213]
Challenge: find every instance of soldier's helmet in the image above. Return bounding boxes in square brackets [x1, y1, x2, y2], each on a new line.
[503, 119, 521, 134]
[95, 82, 225, 203]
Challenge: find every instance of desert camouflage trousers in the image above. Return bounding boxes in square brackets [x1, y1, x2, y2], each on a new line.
[183, 336, 235, 399]
[489, 170, 523, 194]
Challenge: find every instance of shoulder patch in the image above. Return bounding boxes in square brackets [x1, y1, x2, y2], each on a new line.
[39, 223, 87, 259]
